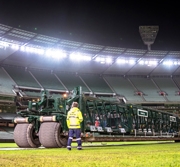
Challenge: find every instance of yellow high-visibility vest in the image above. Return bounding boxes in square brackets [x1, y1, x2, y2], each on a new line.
[66, 107, 83, 129]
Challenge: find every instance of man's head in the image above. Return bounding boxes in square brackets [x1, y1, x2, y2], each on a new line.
[72, 102, 79, 108]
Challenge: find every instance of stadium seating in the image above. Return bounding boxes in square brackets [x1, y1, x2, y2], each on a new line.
[129, 77, 166, 102]
[0, 67, 16, 95]
[29, 69, 64, 90]
[152, 77, 180, 101]
[79, 74, 113, 94]
[1, 65, 180, 103]
[55, 72, 89, 92]
[3, 66, 40, 88]
[104, 76, 143, 102]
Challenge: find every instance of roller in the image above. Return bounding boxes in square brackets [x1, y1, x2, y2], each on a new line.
[14, 117, 29, 123]
[39, 116, 56, 122]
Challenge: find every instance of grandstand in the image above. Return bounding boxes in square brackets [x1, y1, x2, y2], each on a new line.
[1, 23, 180, 119]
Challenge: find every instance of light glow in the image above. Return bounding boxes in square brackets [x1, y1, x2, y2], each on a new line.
[1, 40, 180, 67]
[117, 59, 126, 64]
[105, 57, 113, 64]
[163, 60, 173, 66]
[0, 41, 9, 48]
[69, 53, 91, 61]
[139, 60, 158, 66]
[129, 59, 136, 65]
[11, 44, 19, 50]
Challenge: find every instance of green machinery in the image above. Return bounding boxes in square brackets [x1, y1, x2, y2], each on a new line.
[13, 86, 180, 148]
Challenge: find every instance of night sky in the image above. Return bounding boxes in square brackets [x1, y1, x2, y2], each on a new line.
[0, 0, 179, 51]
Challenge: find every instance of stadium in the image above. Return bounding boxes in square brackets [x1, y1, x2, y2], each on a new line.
[0, 23, 180, 145]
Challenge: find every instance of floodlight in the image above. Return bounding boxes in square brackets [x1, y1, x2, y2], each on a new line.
[139, 60, 144, 65]
[69, 53, 76, 59]
[25, 46, 31, 52]
[139, 59, 158, 66]
[59, 51, 67, 58]
[95, 57, 104, 62]
[163, 60, 173, 66]
[139, 26, 159, 51]
[95, 57, 100, 61]
[37, 48, 45, 55]
[100, 58, 105, 63]
[100, 61, 105, 64]
[20, 46, 25, 51]
[129, 59, 136, 65]
[30, 47, 36, 53]
[45, 49, 53, 57]
[11, 44, 19, 50]
[0, 41, 9, 48]
[150, 60, 158, 65]
[117, 59, 126, 64]
[105, 57, 112, 64]
[70, 53, 80, 60]
[94, 57, 107, 64]
[83, 55, 91, 61]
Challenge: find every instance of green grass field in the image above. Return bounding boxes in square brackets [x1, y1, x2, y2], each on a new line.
[0, 141, 180, 167]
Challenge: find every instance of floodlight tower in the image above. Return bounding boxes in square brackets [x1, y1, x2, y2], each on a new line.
[139, 26, 159, 51]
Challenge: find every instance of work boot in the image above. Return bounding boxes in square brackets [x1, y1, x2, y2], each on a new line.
[67, 146, 71, 151]
[77, 147, 82, 150]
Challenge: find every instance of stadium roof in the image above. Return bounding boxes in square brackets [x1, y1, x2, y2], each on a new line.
[0, 23, 180, 76]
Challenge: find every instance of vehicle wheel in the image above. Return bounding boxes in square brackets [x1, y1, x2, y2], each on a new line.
[14, 123, 41, 148]
[39, 122, 63, 148]
[59, 135, 68, 147]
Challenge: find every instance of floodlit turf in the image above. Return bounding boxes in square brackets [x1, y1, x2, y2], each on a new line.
[0, 143, 17, 148]
[0, 142, 180, 167]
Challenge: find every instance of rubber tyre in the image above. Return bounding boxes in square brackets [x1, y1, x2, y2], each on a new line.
[39, 122, 63, 148]
[59, 135, 68, 147]
[14, 123, 41, 148]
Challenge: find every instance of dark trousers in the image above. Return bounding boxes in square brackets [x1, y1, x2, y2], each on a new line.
[67, 129, 82, 149]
